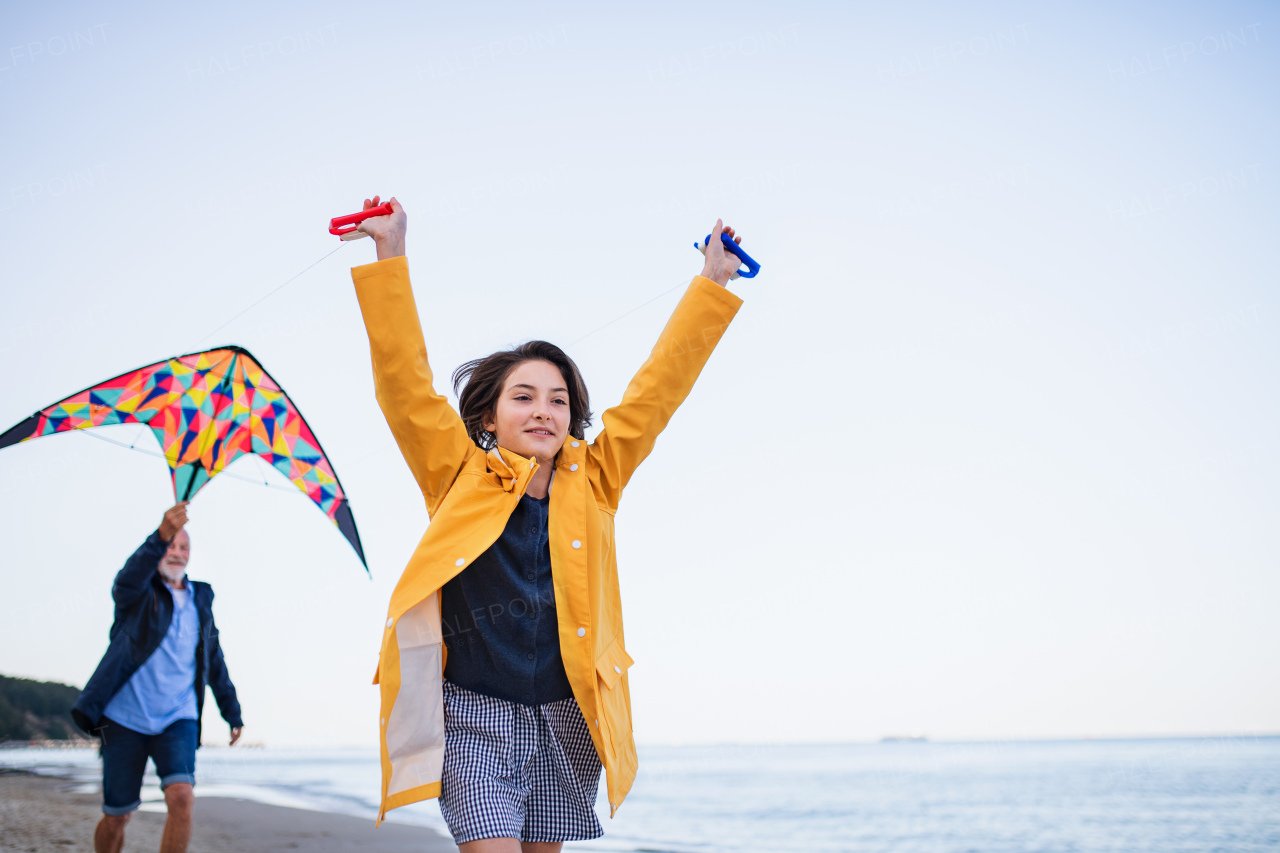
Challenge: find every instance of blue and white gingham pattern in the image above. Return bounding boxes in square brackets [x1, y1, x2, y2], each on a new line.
[439, 679, 604, 844]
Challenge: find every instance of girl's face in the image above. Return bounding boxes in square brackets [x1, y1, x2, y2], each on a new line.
[483, 359, 571, 463]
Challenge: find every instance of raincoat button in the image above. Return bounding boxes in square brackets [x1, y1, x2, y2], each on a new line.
[527, 653, 535, 660]
[526, 573, 535, 580]
[572, 540, 581, 549]
[456, 558, 465, 566]
[577, 627, 586, 637]
[570, 463, 578, 471]
[614, 665, 622, 674]
[386, 618, 394, 628]
[572, 441, 580, 447]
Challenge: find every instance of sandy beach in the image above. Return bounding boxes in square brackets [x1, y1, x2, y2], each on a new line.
[0, 770, 455, 852]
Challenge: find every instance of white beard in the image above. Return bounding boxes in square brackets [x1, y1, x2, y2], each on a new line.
[159, 563, 186, 584]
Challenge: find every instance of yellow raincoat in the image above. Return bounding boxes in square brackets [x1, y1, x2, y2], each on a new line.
[352, 256, 743, 822]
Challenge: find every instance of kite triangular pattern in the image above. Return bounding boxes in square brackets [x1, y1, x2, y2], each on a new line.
[1, 346, 364, 567]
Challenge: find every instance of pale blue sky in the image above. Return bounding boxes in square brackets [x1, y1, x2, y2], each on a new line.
[1, 1, 1276, 746]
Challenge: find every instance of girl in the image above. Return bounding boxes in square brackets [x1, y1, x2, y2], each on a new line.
[352, 196, 746, 852]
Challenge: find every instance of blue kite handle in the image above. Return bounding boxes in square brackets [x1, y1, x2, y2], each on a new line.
[697, 232, 761, 279]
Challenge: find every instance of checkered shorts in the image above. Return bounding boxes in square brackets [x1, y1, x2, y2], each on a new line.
[439, 679, 604, 844]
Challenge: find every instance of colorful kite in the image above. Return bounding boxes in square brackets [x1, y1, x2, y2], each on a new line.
[0, 346, 366, 569]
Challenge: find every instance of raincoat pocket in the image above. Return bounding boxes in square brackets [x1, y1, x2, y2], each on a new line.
[594, 637, 635, 759]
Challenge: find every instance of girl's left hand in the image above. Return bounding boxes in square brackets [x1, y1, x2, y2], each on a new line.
[699, 219, 744, 287]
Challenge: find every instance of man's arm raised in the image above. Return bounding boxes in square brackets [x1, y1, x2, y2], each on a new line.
[112, 502, 187, 609]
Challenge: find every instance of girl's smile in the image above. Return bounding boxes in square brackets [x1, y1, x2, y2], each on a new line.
[483, 359, 572, 469]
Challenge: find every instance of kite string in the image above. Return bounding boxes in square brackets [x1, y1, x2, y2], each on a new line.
[188, 226, 703, 352]
[60, 260, 713, 498]
[75, 429, 301, 494]
[569, 279, 689, 347]
[193, 241, 351, 348]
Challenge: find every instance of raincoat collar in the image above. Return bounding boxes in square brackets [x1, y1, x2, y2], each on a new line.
[490, 435, 585, 490]
[488, 444, 536, 492]
[555, 434, 586, 468]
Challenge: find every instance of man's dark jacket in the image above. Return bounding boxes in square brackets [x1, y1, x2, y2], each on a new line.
[72, 531, 243, 744]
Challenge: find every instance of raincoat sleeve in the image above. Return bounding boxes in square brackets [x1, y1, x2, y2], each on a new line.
[352, 256, 477, 517]
[588, 275, 743, 510]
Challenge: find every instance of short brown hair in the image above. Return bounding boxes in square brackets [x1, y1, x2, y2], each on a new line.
[451, 341, 592, 451]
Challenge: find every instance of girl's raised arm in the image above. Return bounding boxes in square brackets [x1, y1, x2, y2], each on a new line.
[587, 220, 746, 510]
[350, 197, 476, 517]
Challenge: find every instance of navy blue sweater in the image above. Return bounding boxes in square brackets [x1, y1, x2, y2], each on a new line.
[440, 491, 574, 706]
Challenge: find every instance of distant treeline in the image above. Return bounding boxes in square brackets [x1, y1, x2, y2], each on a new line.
[0, 674, 86, 742]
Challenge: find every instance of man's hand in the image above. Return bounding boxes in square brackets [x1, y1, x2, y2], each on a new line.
[356, 195, 406, 260]
[229, 726, 242, 746]
[699, 218, 745, 287]
[158, 502, 189, 543]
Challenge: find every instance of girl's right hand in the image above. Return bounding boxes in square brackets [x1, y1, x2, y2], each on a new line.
[357, 195, 406, 260]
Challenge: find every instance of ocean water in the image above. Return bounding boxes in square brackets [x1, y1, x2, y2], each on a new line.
[3, 737, 1277, 852]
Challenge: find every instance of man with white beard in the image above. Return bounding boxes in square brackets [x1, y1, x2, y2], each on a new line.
[71, 502, 244, 853]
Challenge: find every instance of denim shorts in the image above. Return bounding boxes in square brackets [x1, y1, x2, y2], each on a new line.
[99, 716, 198, 815]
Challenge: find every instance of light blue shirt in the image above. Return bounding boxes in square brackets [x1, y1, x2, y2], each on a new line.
[103, 577, 200, 735]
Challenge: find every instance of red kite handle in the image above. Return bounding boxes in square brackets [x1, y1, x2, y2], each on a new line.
[329, 202, 394, 238]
